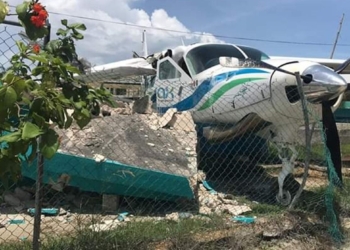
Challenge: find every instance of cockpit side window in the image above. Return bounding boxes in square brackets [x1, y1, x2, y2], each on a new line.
[185, 44, 246, 76]
[158, 60, 182, 80]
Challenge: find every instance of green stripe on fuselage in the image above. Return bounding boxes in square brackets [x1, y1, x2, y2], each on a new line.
[197, 77, 266, 111]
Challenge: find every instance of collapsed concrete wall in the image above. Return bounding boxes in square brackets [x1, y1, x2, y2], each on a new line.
[56, 98, 198, 178]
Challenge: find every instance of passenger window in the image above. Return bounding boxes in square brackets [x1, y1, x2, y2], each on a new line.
[159, 60, 182, 80]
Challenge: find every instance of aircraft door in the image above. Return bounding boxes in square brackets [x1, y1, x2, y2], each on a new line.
[155, 57, 193, 112]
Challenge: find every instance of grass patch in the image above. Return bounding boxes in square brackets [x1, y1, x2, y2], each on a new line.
[0, 211, 335, 250]
[291, 177, 350, 217]
[0, 215, 228, 250]
[249, 202, 284, 216]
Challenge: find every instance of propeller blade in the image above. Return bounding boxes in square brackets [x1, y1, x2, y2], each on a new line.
[334, 58, 350, 74]
[322, 101, 343, 187]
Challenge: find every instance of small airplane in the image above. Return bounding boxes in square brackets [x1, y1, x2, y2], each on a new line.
[76, 41, 350, 206]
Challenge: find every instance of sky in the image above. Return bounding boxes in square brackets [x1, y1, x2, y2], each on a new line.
[1, 0, 350, 66]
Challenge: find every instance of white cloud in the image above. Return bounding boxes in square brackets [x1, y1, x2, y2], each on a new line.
[8, 0, 224, 65]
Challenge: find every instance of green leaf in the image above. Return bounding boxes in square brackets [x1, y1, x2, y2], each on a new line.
[61, 19, 68, 26]
[32, 113, 47, 128]
[55, 104, 65, 128]
[57, 65, 68, 77]
[1, 86, 18, 108]
[9, 140, 29, 155]
[65, 64, 81, 74]
[45, 40, 62, 54]
[2, 70, 15, 83]
[29, 98, 45, 116]
[74, 101, 86, 110]
[10, 54, 20, 63]
[12, 78, 27, 95]
[39, 129, 59, 159]
[68, 23, 87, 31]
[73, 108, 91, 129]
[56, 28, 68, 37]
[58, 95, 71, 105]
[22, 122, 44, 140]
[15, 1, 29, 20]
[81, 108, 90, 118]
[31, 66, 45, 76]
[0, 130, 21, 143]
[16, 40, 27, 54]
[72, 33, 84, 40]
[0, 1, 9, 23]
[27, 55, 48, 64]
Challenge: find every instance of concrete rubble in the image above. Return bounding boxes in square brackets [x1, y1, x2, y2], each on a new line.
[195, 170, 252, 217]
[55, 97, 197, 177]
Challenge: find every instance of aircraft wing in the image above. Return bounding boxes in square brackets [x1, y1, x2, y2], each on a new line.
[75, 58, 156, 83]
[270, 56, 350, 77]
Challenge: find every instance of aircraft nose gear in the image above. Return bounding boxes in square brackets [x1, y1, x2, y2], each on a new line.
[274, 143, 298, 206]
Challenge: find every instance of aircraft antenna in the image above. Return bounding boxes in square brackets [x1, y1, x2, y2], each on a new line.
[181, 37, 185, 46]
[330, 13, 345, 59]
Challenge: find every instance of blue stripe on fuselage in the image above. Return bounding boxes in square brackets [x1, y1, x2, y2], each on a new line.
[157, 68, 269, 114]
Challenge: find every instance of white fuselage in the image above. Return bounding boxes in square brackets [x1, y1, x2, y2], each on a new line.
[155, 56, 345, 143]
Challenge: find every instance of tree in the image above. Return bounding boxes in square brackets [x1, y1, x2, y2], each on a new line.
[0, 0, 115, 182]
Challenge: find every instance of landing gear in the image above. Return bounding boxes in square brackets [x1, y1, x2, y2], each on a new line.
[273, 143, 298, 206]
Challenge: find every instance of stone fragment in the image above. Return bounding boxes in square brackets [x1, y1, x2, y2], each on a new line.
[14, 187, 32, 202]
[158, 108, 177, 128]
[3, 192, 21, 207]
[132, 96, 153, 114]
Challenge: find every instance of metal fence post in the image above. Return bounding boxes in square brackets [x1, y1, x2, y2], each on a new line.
[32, 20, 51, 250]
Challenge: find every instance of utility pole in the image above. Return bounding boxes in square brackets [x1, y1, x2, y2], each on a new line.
[330, 13, 345, 59]
[141, 30, 148, 57]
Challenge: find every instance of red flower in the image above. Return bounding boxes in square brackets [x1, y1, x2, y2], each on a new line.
[30, 15, 46, 28]
[30, 2, 48, 28]
[32, 44, 40, 54]
[32, 3, 43, 13]
[38, 9, 48, 19]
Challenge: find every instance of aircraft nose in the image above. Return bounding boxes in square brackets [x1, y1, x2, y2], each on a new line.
[301, 64, 347, 103]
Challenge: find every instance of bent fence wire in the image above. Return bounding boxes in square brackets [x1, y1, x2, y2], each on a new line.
[1, 25, 350, 249]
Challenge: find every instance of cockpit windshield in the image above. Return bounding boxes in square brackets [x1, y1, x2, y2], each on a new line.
[185, 44, 270, 76]
[236, 45, 270, 61]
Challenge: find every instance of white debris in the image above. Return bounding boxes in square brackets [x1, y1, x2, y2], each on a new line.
[88, 219, 120, 232]
[195, 172, 252, 216]
[50, 174, 71, 192]
[93, 154, 106, 163]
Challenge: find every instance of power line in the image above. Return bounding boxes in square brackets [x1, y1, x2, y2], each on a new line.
[8, 5, 350, 47]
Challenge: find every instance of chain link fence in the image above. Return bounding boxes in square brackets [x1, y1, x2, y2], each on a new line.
[0, 19, 51, 248]
[1, 22, 350, 249]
